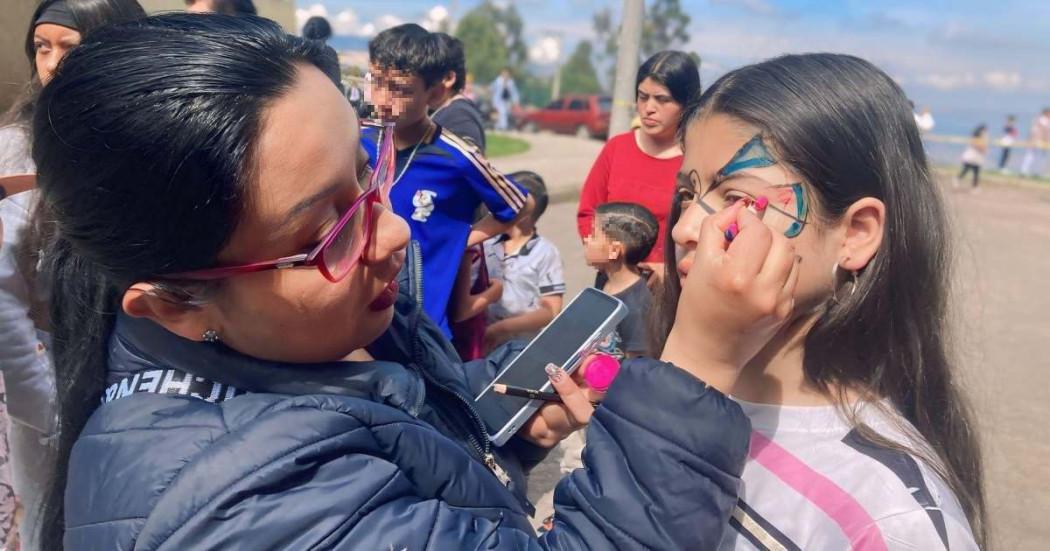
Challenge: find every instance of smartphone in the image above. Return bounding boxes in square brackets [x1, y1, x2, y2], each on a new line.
[474, 288, 627, 446]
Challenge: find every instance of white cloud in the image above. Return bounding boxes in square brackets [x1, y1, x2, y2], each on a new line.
[983, 71, 1022, 90]
[913, 71, 1023, 92]
[529, 36, 561, 64]
[917, 72, 978, 91]
[709, 0, 777, 16]
[295, 5, 409, 38]
[333, 9, 359, 36]
[374, 14, 404, 33]
[295, 3, 327, 33]
[420, 5, 449, 31]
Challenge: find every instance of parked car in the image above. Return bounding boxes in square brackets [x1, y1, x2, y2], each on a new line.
[518, 94, 611, 139]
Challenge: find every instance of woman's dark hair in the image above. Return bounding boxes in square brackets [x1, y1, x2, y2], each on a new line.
[302, 15, 332, 42]
[654, 53, 986, 545]
[636, 50, 701, 107]
[972, 124, 987, 137]
[225, 0, 256, 15]
[1, 0, 146, 128]
[369, 23, 446, 88]
[436, 32, 467, 93]
[595, 202, 658, 266]
[32, 14, 334, 548]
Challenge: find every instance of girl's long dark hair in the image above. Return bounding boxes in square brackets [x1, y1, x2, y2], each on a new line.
[1, 0, 146, 128]
[32, 14, 334, 549]
[652, 53, 986, 545]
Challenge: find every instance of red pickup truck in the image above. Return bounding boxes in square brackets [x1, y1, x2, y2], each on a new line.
[518, 94, 611, 140]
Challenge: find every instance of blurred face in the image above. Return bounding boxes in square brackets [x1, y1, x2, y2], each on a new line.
[33, 23, 81, 85]
[672, 113, 839, 313]
[197, 65, 410, 362]
[368, 64, 438, 125]
[583, 217, 620, 268]
[636, 77, 683, 141]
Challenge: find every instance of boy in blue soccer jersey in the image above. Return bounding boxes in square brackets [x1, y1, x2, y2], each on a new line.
[362, 24, 533, 338]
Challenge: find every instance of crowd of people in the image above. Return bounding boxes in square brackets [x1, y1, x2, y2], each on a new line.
[0, 2, 989, 550]
[951, 110, 1050, 189]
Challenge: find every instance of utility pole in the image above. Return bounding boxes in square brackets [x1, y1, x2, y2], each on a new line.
[608, 0, 644, 137]
[549, 34, 563, 101]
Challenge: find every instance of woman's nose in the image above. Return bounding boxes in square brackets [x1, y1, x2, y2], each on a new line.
[42, 53, 61, 80]
[363, 200, 409, 266]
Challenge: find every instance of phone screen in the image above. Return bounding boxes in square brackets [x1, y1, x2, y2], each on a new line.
[474, 288, 625, 443]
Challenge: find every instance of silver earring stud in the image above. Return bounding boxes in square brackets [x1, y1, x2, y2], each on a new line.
[202, 329, 220, 343]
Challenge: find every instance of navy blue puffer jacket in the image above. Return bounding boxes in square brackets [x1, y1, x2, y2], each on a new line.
[62, 282, 750, 549]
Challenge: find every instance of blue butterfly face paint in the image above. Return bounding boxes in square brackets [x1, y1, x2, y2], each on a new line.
[686, 134, 809, 238]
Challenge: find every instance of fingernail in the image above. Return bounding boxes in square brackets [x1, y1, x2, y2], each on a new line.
[755, 196, 769, 211]
[724, 222, 739, 242]
[545, 363, 565, 383]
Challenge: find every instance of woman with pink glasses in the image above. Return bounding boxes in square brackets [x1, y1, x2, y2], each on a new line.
[33, 15, 760, 550]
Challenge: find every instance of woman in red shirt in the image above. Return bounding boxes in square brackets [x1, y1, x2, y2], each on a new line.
[577, 50, 700, 278]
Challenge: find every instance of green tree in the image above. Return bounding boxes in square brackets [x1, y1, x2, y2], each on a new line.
[454, 1, 529, 83]
[641, 0, 691, 57]
[559, 41, 602, 95]
[454, 9, 509, 84]
[592, 0, 696, 84]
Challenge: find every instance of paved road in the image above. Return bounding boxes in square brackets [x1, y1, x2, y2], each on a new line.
[491, 131, 1050, 549]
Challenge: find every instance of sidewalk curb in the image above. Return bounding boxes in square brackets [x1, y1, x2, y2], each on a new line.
[548, 185, 582, 206]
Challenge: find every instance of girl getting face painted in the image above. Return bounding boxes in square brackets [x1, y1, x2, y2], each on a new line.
[653, 53, 984, 550]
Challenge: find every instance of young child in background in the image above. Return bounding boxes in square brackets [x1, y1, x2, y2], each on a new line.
[483, 171, 565, 352]
[584, 202, 659, 359]
[557, 202, 658, 481]
[957, 124, 988, 190]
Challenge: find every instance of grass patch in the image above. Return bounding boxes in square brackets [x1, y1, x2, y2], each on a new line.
[487, 134, 531, 158]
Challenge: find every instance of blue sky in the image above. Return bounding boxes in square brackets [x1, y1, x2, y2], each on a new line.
[297, 0, 1050, 129]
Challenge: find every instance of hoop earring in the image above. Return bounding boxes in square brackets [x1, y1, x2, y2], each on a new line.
[831, 262, 858, 298]
[202, 329, 221, 343]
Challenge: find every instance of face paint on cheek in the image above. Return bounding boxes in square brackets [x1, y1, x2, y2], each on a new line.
[783, 183, 808, 238]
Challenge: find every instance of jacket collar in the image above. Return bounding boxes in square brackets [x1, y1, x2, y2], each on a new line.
[108, 310, 426, 417]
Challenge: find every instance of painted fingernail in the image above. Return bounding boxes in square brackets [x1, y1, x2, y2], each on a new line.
[724, 222, 739, 242]
[545, 363, 565, 383]
[755, 196, 769, 211]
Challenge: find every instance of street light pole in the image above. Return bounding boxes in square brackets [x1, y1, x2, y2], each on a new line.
[608, 0, 644, 137]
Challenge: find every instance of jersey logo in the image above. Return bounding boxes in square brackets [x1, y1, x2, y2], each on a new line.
[411, 189, 438, 222]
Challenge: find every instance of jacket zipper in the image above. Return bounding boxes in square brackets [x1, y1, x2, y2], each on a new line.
[407, 242, 511, 487]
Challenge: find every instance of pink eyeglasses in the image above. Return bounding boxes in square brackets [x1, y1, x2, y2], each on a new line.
[165, 122, 397, 283]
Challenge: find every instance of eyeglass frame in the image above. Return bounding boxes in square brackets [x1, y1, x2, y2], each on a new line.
[161, 121, 397, 283]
